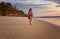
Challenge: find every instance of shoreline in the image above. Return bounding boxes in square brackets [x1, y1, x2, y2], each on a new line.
[36, 18, 60, 26]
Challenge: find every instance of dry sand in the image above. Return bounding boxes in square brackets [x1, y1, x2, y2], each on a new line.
[0, 16, 60, 39]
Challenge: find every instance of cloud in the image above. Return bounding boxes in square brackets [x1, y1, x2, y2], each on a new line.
[44, 0, 60, 4]
[0, 0, 6, 1]
[44, 2, 58, 11]
[25, 0, 41, 4]
[5, 0, 41, 4]
[34, 2, 60, 16]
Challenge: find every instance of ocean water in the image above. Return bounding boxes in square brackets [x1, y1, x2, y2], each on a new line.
[37, 18, 60, 26]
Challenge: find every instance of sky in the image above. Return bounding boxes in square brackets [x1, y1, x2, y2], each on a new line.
[0, 0, 60, 17]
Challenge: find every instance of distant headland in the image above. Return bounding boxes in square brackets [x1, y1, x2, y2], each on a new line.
[35, 16, 60, 18]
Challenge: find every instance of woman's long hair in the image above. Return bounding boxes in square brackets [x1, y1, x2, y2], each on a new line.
[28, 8, 32, 14]
[29, 8, 32, 12]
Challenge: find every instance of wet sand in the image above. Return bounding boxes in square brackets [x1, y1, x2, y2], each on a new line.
[0, 16, 60, 39]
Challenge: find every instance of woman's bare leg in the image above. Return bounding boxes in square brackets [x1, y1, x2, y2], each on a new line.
[30, 18, 32, 25]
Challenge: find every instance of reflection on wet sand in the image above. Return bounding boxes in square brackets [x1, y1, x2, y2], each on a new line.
[37, 18, 60, 26]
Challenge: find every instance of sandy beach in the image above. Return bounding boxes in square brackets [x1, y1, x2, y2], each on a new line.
[0, 16, 60, 39]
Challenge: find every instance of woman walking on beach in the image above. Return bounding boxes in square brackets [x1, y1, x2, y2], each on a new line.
[28, 8, 33, 25]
